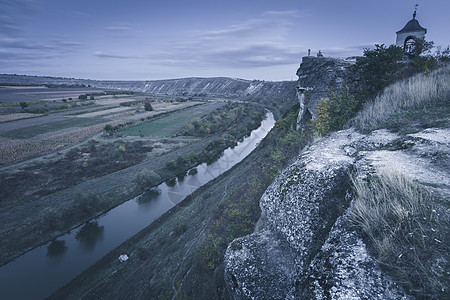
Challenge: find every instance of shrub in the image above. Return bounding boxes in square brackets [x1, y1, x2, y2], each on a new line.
[188, 168, 198, 175]
[73, 192, 100, 216]
[312, 86, 360, 136]
[166, 178, 176, 186]
[144, 102, 153, 111]
[78, 94, 88, 100]
[166, 160, 176, 170]
[176, 155, 186, 166]
[312, 98, 331, 136]
[19, 101, 28, 109]
[136, 246, 149, 260]
[104, 124, 114, 135]
[134, 169, 161, 189]
[327, 87, 359, 130]
[352, 44, 404, 100]
[188, 152, 198, 163]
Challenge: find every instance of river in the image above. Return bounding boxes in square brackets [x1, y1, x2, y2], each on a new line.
[0, 111, 275, 300]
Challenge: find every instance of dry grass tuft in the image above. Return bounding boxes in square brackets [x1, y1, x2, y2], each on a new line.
[351, 64, 450, 132]
[350, 169, 449, 298]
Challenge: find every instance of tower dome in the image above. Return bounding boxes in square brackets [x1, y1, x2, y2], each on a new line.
[396, 9, 427, 53]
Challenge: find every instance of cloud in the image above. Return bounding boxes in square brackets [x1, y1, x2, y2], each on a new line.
[94, 51, 136, 59]
[0, 0, 37, 35]
[105, 26, 132, 32]
[321, 42, 379, 57]
[0, 0, 84, 64]
[202, 44, 303, 67]
[149, 10, 306, 69]
[197, 10, 299, 43]
[0, 37, 84, 52]
[72, 11, 91, 18]
[59, 41, 85, 47]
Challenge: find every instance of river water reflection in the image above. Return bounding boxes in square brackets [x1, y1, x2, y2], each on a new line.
[0, 111, 275, 300]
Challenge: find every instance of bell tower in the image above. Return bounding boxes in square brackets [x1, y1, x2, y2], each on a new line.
[396, 5, 427, 54]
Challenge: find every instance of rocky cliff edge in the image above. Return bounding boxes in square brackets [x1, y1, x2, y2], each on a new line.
[225, 125, 449, 299]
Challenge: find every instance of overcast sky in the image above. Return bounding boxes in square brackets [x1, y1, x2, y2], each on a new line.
[1, 0, 449, 81]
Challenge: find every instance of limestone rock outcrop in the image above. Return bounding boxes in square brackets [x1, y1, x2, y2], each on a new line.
[295, 57, 357, 128]
[225, 126, 449, 299]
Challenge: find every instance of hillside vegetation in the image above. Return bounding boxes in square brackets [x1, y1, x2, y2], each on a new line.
[225, 59, 449, 299]
[349, 64, 450, 298]
[351, 64, 450, 132]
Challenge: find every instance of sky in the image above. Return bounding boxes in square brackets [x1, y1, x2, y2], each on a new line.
[1, 0, 449, 81]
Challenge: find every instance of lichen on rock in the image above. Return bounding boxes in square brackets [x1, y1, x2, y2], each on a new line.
[225, 123, 448, 299]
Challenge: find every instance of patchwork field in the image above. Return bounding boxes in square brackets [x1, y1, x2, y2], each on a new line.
[0, 86, 206, 164]
[0, 86, 103, 103]
[121, 102, 224, 137]
[0, 117, 106, 139]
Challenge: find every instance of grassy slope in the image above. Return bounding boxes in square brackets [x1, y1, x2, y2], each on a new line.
[350, 65, 450, 298]
[351, 64, 450, 132]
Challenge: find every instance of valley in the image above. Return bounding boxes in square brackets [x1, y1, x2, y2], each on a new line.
[0, 81, 295, 299]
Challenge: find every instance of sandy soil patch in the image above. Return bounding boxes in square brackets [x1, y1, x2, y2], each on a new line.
[0, 113, 42, 122]
[74, 106, 135, 118]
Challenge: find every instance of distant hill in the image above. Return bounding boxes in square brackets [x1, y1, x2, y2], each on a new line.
[0, 74, 297, 113]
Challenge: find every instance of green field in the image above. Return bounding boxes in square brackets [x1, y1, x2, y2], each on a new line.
[0, 117, 107, 139]
[120, 102, 225, 138]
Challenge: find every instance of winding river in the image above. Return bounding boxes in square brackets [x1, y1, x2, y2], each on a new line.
[0, 111, 275, 300]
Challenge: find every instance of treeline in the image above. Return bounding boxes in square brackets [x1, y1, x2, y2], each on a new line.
[179, 102, 265, 137]
[163, 103, 267, 179]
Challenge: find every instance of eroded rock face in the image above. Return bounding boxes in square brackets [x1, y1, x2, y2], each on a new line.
[299, 212, 411, 300]
[225, 129, 358, 299]
[225, 126, 449, 299]
[296, 57, 356, 127]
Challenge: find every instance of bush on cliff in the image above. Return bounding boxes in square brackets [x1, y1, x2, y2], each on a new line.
[353, 41, 449, 102]
[312, 86, 358, 136]
[352, 44, 404, 101]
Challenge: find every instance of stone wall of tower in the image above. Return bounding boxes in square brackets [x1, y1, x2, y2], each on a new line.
[396, 30, 426, 48]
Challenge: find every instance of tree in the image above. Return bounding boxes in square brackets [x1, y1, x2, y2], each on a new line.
[311, 87, 358, 136]
[19, 101, 28, 110]
[328, 86, 359, 131]
[312, 98, 331, 136]
[144, 102, 153, 111]
[166, 160, 176, 170]
[104, 124, 114, 135]
[352, 44, 404, 100]
[409, 38, 434, 58]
